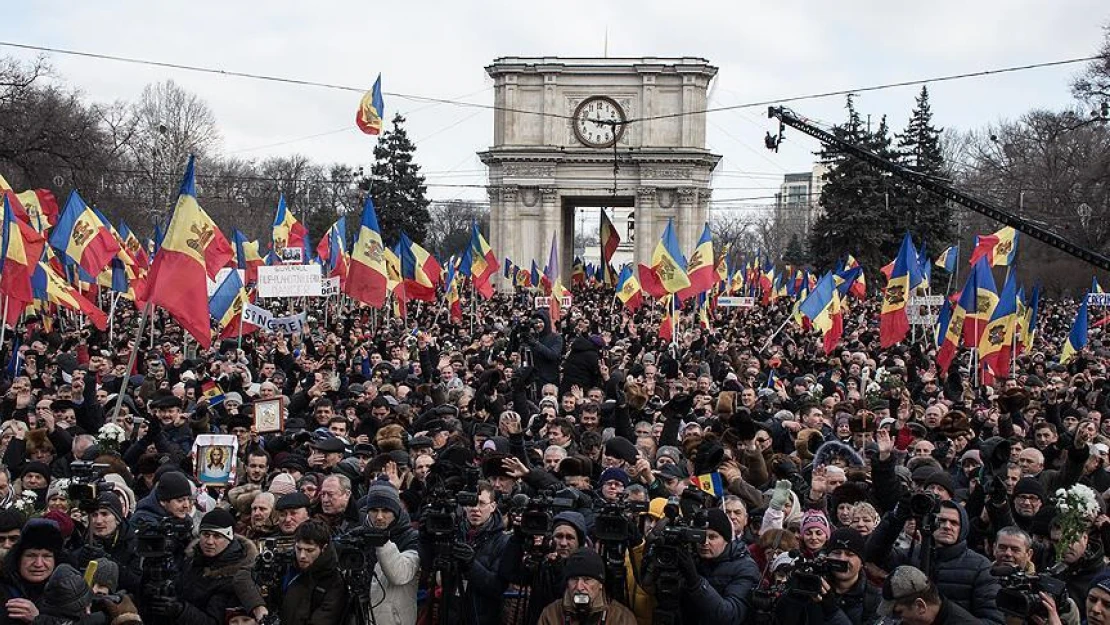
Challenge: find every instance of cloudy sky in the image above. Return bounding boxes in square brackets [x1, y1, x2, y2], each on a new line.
[4, 1, 1108, 214]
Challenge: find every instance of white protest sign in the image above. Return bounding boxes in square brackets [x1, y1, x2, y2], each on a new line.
[534, 296, 572, 309]
[908, 295, 945, 325]
[279, 247, 304, 264]
[322, 277, 340, 297]
[257, 265, 322, 298]
[243, 303, 308, 334]
[717, 296, 755, 308]
[206, 268, 245, 296]
[1088, 293, 1110, 307]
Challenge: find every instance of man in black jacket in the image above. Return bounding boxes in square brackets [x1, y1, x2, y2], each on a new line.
[876, 566, 979, 625]
[773, 528, 879, 625]
[526, 310, 564, 395]
[71, 492, 142, 594]
[275, 520, 348, 625]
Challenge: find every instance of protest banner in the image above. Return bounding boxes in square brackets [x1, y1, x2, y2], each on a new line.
[257, 265, 322, 298]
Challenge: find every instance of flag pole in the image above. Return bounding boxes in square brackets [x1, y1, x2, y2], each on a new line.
[108, 292, 120, 345]
[761, 316, 792, 353]
[0, 296, 8, 348]
[111, 302, 152, 419]
[236, 290, 248, 351]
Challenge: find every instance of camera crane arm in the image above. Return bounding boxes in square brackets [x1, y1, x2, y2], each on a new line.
[766, 106, 1110, 272]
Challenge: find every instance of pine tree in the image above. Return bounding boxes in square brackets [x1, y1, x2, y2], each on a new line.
[782, 233, 808, 266]
[809, 96, 899, 271]
[364, 114, 431, 244]
[893, 86, 952, 260]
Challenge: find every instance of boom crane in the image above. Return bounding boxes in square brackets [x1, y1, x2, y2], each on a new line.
[766, 106, 1110, 272]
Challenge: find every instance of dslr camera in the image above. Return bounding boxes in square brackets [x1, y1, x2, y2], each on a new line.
[787, 553, 850, 598]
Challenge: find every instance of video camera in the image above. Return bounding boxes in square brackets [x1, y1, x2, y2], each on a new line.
[135, 516, 193, 600]
[420, 463, 479, 538]
[908, 492, 941, 518]
[332, 526, 391, 594]
[67, 461, 113, 512]
[993, 563, 1071, 619]
[647, 490, 710, 597]
[511, 490, 576, 538]
[787, 552, 850, 598]
[255, 537, 295, 600]
[593, 495, 648, 544]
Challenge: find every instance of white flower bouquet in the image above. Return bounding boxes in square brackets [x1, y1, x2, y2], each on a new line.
[1053, 483, 1100, 561]
[97, 423, 127, 454]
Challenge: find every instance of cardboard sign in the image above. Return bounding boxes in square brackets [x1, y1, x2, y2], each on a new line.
[257, 265, 322, 298]
[534, 296, 572, 309]
[322, 276, 341, 297]
[717, 296, 755, 308]
[243, 304, 308, 334]
[908, 295, 945, 325]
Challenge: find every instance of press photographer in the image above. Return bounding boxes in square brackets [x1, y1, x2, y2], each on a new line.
[771, 528, 879, 625]
[72, 492, 143, 595]
[536, 548, 637, 625]
[992, 526, 1080, 625]
[271, 520, 348, 625]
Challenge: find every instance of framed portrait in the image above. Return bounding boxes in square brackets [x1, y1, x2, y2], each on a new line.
[253, 397, 285, 434]
[192, 434, 238, 485]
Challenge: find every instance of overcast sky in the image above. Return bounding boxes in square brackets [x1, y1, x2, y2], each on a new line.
[4, 1, 1108, 215]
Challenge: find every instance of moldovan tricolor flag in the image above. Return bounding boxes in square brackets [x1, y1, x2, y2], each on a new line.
[799, 272, 843, 355]
[935, 245, 959, 274]
[651, 218, 690, 294]
[659, 294, 675, 342]
[1060, 296, 1089, 365]
[879, 233, 923, 348]
[978, 271, 1019, 377]
[355, 74, 385, 136]
[678, 223, 715, 303]
[16, 189, 59, 231]
[31, 261, 107, 331]
[209, 268, 247, 336]
[444, 262, 463, 322]
[1, 195, 46, 322]
[271, 195, 307, 256]
[145, 155, 233, 348]
[1018, 285, 1040, 353]
[469, 222, 499, 298]
[347, 196, 389, 308]
[962, 257, 999, 347]
[968, 226, 1018, 267]
[232, 231, 265, 284]
[399, 231, 442, 302]
[600, 210, 620, 284]
[615, 265, 643, 311]
[50, 191, 121, 278]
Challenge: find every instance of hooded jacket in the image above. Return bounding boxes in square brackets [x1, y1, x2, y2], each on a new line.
[173, 536, 265, 625]
[367, 508, 421, 625]
[528, 310, 564, 388]
[864, 501, 1003, 625]
[276, 543, 349, 625]
[560, 336, 602, 395]
[678, 540, 760, 625]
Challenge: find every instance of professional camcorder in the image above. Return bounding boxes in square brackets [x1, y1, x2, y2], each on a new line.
[512, 490, 576, 537]
[787, 552, 850, 598]
[593, 496, 648, 544]
[255, 537, 295, 600]
[993, 563, 1071, 619]
[68, 461, 113, 512]
[136, 517, 193, 600]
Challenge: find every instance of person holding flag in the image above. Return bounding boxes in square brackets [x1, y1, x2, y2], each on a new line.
[880, 233, 923, 348]
[1061, 296, 1089, 364]
[346, 196, 389, 308]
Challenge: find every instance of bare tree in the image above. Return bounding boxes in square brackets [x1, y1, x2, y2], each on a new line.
[426, 200, 489, 259]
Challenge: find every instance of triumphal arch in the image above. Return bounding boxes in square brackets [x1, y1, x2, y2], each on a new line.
[478, 57, 720, 284]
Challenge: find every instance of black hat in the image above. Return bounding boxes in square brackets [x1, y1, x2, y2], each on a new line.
[363, 483, 402, 516]
[20, 461, 50, 480]
[278, 455, 310, 474]
[199, 508, 236, 541]
[149, 394, 182, 410]
[275, 492, 311, 511]
[95, 492, 124, 525]
[422, 419, 448, 434]
[923, 470, 955, 498]
[40, 564, 92, 620]
[825, 527, 866, 558]
[311, 437, 347, 454]
[563, 548, 605, 582]
[558, 457, 592, 479]
[155, 471, 193, 501]
[473, 423, 497, 439]
[16, 518, 64, 556]
[1014, 477, 1046, 502]
[481, 454, 513, 479]
[49, 400, 77, 413]
[705, 508, 733, 542]
[353, 443, 376, 458]
[409, 435, 434, 450]
[0, 508, 24, 532]
[653, 463, 688, 481]
[604, 437, 638, 465]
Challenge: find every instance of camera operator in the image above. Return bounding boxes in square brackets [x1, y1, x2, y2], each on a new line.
[876, 565, 980, 625]
[500, 509, 590, 625]
[363, 483, 420, 625]
[131, 470, 194, 537]
[273, 520, 348, 625]
[771, 528, 879, 625]
[992, 526, 1080, 625]
[649, 507, 760, 625]
[864, 498, 1003, 624]
[147, 509, 268, 625]
[72, 492, 142, 595]
[537, 548, 637, 625]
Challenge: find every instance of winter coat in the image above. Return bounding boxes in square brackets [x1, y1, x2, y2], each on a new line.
[527, 310, 564, 388]
[71, 522, 143, 595]
[560, 336, 602, 394]
[1060, 541, 1106, 623]
[864, 504, 1003, 625]
[0, 571, 46, 625]
[931, 598, 981, 625]
[500, 511, 589, 625]
[277, 544, 349, 625]
[420, 510, 509, 625]
[678, 540, 760, 625]
[772, 572, 879, 625]
[536, 596, 638, 625]
[367, 510, 421, 625]
[173, 536, 266, 625]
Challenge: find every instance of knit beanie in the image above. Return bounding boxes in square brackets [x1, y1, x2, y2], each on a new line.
[199, 508, 236, 541]
[40, 564, 92, 620]
[563, 548, 605, 582]
[598, 468, 630, 487]
[17, 518, 64, 555]
[155, 471, 193, 501]
[1013, 477, 1046, 502]
[705, 508, 733, 542]
[42, 511, 75, 539]
[923, 470, 956, 499]
[267, 473, 297, 496]
[91, 558, 119, 593]
[21, 461, 50, 481]
[363, 483, 402, 516]
[0, 508, 23, 532]
[45, 481, 68, 504]
[800, 510, 831, 537]
[94, 492, 125, 525]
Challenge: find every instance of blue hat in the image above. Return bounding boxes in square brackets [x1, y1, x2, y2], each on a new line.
[598, 468, 630, 487]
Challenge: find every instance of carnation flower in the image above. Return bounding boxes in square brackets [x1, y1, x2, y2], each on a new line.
[1053, 483, 1101, 562]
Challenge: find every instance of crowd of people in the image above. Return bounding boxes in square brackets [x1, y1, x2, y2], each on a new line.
[0, 282, 1106, 625]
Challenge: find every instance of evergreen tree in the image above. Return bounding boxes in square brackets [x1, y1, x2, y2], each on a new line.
[363, 114, 431, 244]
[893, 86, 952, 261]
[809, 96, 900, 271]
[782, 233, 808, 266]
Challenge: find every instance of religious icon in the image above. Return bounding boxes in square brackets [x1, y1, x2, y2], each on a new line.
[253, 397, 284, 434]
[192, 434, 238, 485]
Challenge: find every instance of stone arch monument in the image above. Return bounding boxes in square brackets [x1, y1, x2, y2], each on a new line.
[479, 57, 720, 286]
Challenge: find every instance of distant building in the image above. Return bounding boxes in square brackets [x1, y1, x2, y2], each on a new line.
[774, 163, 829, 241]
[582, 207, 636, 271]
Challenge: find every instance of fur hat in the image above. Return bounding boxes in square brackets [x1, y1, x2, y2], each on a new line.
[813, 440, 866, 468]
[715, 391, 736, 417]
[624, 379, 648, 411]
[940, 411, 973, 438]
[998, 387, 1030, 414]
[848, 410, 876, 434]
[795, 429, 825, 461]
[25, 428, 54, 456]
[558, 456, 592, 479]
[832, 481, 871, 507]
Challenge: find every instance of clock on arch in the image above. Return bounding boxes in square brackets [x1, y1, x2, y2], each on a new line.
[572, 96, 627, 149]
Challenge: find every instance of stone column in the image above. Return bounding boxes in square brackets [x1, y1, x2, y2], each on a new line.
[677, 187, 698, 256]
[635, 187, 656, 267]
[539, 187, 559, 269]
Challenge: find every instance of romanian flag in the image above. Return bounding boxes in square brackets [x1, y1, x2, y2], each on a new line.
[759, 261, 776, 305]
[1060, 297, 1089, 365]
[651, 219, 690, 293]
[271, 195, 307, 256]
[347, 196, 389, 308]
[209, 268, 247, 335]
[399, 231, 442, 302]
[917, 240, 932, 286]
[978, 272, 1019, 377]
[678, 223, 715, 302]
[659, 294, 675, 342]
[50, 191, 121, 278]
[615, 264, 642, 311]
[600, 210, 620, 284]
[969, 226, 1018, 267]
[879, 233, 922, 348]
[355, 74, 385, 136]
[16, 189, 59, 231]
[232, 231, 265, 284]
[384, 245, 405, 300]
[145, 156, 234, 349]
[935, 245, 959, 273]
[799, 272, 843, 354]
[963, 257, 999, 347]
[1, 197, 46, 325]
[31, 261, 107, 330]
[469, 222, 499, 299]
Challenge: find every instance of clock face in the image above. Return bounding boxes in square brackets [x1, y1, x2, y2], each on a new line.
[572, 96, 627, 149]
